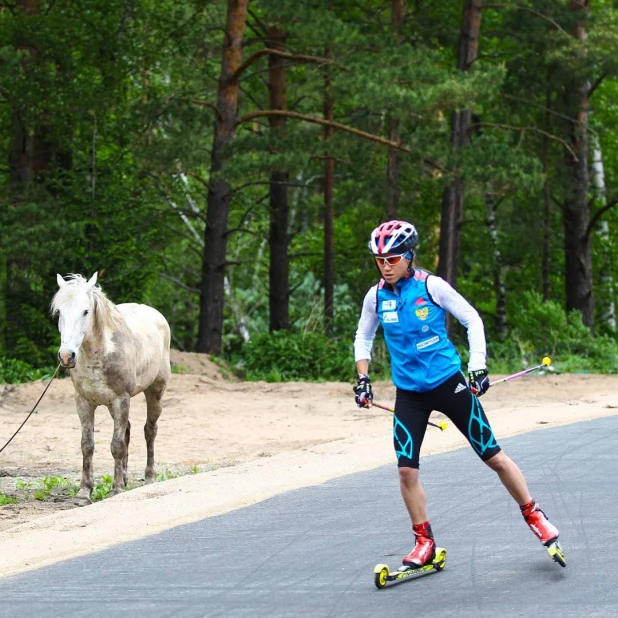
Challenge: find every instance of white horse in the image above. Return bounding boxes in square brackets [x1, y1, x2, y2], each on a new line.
[52, 272, 171, 504]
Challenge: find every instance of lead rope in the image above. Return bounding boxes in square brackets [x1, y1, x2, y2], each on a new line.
[0, 363, 62, 455]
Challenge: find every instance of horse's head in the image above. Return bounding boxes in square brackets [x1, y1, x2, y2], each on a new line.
[52, 272, 98, 368]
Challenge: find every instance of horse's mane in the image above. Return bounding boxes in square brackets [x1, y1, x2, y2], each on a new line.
[51, 274, 125, 337]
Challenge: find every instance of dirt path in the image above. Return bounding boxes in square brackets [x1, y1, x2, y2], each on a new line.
[1, 353, 617, 576]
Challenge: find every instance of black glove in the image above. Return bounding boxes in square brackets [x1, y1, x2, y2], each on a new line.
[468, 369, 490, 397]
[353, 374, 373, 408]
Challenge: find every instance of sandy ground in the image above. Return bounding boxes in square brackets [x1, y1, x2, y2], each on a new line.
[1, 351, 617, 578]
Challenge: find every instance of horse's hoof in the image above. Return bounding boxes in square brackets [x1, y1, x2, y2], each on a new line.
[73, 496, 92, 507]
[108, 488, 123, 498]
[145, 477, 155, 485]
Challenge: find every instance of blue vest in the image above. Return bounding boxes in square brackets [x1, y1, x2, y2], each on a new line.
[376, 270, 461, 392]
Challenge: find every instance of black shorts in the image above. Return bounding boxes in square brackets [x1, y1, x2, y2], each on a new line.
[394, 371, 501, 469]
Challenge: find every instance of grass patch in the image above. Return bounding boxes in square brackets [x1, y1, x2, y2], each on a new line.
[34, 476, 79, 500]
[14, 476, 79, 501]
[10, 462, 237, 507]
[156, 468, 183, 482]
[91, 475, 114, 501]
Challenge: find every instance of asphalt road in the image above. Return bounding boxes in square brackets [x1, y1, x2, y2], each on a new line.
[0, 416, 615, 618]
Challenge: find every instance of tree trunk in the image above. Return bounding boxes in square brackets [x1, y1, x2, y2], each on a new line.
[267, 27, 290, 332]
[541, 82, 552, 302]
[323, 29, 335, 329]
[437, 0, 481, 332]
[386, 117, 401, 220]
[386, 0, 406, 219]
[563, 193, 593, 330]
[562, 0, 594, 332]
[196, 0, 249, 355]
[0, 254, 6, 353]
[486, 190, 507, 341]
[10, 0, 73, 186]
[591, 137, 616, 333]
[10, 0, 45, 184]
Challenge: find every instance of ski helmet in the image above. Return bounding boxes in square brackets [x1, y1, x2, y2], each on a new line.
[368, 220, 418, 255]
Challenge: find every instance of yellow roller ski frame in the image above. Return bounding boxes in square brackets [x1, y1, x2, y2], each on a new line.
[547, 540, 566, 567]
[373, 547, 447, 589]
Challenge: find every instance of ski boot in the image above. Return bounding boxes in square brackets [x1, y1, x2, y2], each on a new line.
[521, 500, 566, 567]
[403, 521, 436, 567]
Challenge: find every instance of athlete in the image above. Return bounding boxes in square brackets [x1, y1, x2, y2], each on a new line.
[353, 220, 561, 568]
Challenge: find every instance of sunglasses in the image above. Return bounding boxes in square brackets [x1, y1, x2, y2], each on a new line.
[375, 252, 409, 266]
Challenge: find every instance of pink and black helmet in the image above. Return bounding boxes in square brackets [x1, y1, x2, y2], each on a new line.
[368, 220, 419, 255]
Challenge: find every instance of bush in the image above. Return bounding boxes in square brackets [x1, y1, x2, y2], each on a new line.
[488, 292, 618, 374]
[240, 331, 356, 382]
[0, 357, 55, 384]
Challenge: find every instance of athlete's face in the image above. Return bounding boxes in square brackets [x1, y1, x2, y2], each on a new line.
[375, 252, 411, 284]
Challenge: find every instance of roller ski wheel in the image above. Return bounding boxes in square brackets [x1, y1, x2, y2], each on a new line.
[546, 540, 566, 567]
[373, 547, 447, 589]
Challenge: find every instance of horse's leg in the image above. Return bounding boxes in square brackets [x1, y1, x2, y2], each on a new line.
[75, 395, 97, 505]
[107, 395, 130, 497]
[144, 381, 165, 483]
[123, 420, 131, 486]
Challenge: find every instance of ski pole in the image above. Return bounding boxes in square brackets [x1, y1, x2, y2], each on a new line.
[371, 401, 448, 431]
[489, 356, 552, 388]
[471, 356, 552, 394]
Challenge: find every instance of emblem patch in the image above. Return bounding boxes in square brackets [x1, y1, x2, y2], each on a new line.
[415, 307, 429, 321]
[381, 300, 397, 310]
[383, 311, 399, 323]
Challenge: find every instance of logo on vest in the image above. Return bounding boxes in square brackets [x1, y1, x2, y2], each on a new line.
[383, 311, 399, 323]
[416, 335, 439, 350]
[415, 307, 429, 320]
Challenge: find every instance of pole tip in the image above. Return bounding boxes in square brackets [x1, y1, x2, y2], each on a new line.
[542, 356, 551, 366]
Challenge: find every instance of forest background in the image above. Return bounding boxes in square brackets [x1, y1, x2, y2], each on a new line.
[1, 0, 618, 385]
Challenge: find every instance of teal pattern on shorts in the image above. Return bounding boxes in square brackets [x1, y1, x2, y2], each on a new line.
[468, 396, 498, 455]
[394, 414, 414, 460]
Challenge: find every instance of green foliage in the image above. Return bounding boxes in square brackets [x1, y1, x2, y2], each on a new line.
[91, 475, 114, 502]
[0, 357, 54, 384]
[156, 469, 183, 482]
[14, 476, 79, 501]
[488, 292, 618, 374]
[33, 476, 78, 501]
[0, 494, 19, 506]
[240, 330, 354, 382]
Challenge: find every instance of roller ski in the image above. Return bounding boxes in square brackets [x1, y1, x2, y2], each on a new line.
[546, 540, 566, 567]
[521, 499, 566, 568]
[374, 547, 446, 589]
[374, 521, 446, 588]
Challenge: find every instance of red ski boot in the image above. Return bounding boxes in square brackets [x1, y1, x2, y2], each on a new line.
[520, 500, 560, 545]
[402, 521, 436, 567]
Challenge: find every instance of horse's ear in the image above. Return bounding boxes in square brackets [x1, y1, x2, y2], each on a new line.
[57, 274, 66, 288]
[86, 272, 98, 289]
